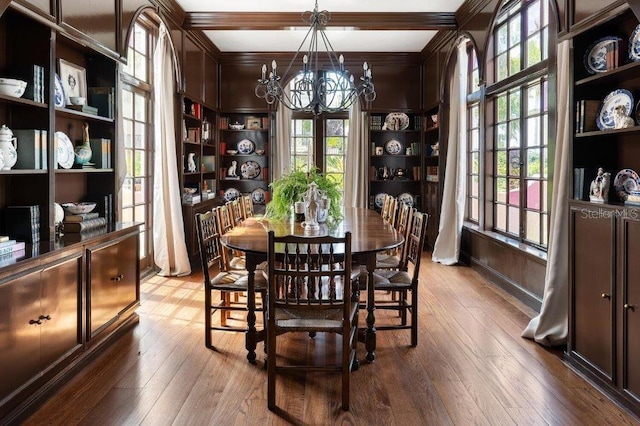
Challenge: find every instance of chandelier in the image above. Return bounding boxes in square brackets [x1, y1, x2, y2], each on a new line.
[255, 1, 376, 116]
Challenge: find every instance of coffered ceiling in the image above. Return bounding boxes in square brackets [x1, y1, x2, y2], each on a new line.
[174, 0, 465, 52]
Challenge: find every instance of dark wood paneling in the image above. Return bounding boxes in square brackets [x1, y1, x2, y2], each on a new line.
[367, 64, 421, 111]
[184, 12, 457, 31]
[121, 0, 154, 58]
[204, 53, 217, 109]
[184, 35, 204, 102]
[14, 0, 53, 17]
[59, 0, 118, 54]
[572, 0, 623, 28]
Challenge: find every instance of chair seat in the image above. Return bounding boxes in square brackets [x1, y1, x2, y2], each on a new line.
[211, 270, 267, 291]
[375, 253, 401, 269]
[275, 302, 358, 332]
[371, 269, 412, 289]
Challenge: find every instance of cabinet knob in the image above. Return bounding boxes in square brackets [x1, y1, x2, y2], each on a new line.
[624, 304, 635, 311]
[39, 315, 51, 321]
[601, 293, 611, 299]
[111, 274, 124, 282]
[29, 319, 42, 325]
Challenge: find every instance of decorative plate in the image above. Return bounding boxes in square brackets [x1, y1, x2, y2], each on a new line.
[630, 25, 640, 61]
[55, 131, 74, 169]
[237, 138, 255, 155]
[398, 192, 415, 207]
[584, 36, 620, 74]
[224, 187, 240, 202]
[384, 112, 410, 131]
[597, 89, 634, 130]
[614, 168, 640, 194]
[240, 160, 261, 179]
[374, 193, 387, 209]
[54, 74, 66, 108]
[251, 187, 266, 204]
[384, 139, 403, 155]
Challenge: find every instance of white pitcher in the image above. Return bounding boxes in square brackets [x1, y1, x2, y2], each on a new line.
[0, 125, 18, 170]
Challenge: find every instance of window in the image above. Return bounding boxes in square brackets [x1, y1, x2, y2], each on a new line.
[466, 40, 481, 223]
[487, 0, 550, 248]
[121, 19, 155, 270]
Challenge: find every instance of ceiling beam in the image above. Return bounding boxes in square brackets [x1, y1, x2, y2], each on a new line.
[183, 12, 457, 31]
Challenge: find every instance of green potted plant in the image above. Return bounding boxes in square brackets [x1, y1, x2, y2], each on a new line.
[266, 166, 343, 222]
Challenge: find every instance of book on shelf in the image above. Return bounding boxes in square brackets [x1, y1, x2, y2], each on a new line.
[13, 129, 47, 170]
[64, 212, 100, 223]
[0, 249, 26, 267]
[261, 116, 270, 129]
[88, 87, 115, 119]
[575, 100, 600, 133]
[4, 205, 40, 243]
[369, 115, 382, 130]
[218, 116, 229, 130]
[0, 241, 26, 256]
[187, 127, 200, 142]
[8, 64, 45, 103]
[84, 193, 113, 223]
[67, 104, 99, 115]
[89, 138, 112, 168]
[63, 217, 107, 233]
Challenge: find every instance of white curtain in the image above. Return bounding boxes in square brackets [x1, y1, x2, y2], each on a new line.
[344, 100, 368, 207]
[152, 24, 191, 277]
[272, 89, 292, 180]
[432, 42, 468, 265]
[522, 40, 571, 346]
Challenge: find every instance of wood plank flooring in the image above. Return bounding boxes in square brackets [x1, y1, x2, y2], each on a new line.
[24, 254, 640, 425]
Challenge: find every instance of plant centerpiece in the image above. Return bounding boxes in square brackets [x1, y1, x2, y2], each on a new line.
[265, 167, 343, 223]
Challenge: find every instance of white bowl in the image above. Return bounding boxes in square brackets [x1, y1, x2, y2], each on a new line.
[0, 78, 27, 98]
[229, 123, 245, 130]
[69, 96, 86, 105]
[226, 150, 238, 155]
[61, 202, 97, 215]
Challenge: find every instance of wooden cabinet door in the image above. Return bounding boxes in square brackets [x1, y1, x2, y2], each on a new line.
[88, 240, 121, 337]
[39, 253, 83, 368]
[570, 206, 615, 380]
[115, 234, 138, 313]
[0, 268, 42, 401]
[619, 216, 640, 404]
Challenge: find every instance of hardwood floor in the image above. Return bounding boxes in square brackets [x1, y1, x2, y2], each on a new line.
[25, 254, 640, 425]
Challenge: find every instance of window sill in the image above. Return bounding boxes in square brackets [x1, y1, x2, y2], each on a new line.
[463, 221, 548, 263]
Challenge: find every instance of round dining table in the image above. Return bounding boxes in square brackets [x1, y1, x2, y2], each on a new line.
[220, 207, 403, 364]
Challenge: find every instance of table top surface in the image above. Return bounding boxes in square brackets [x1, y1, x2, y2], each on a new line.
[220, 207, 403, 255]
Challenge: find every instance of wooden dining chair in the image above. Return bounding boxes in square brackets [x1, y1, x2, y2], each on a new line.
[196, 210, 267, 351]
[266, 231, 359, 411]
[241, 195, 254, 219]
[381, 194, 398, 226]
[376, 203, 414, 271]
[369, 210, 428, 346]
[215, 205, 246, 270]
[228, 199, 244, 226]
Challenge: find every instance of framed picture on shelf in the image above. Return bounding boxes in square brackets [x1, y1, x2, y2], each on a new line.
[245, 117, 262, 130]
[58, 58, 87, 105]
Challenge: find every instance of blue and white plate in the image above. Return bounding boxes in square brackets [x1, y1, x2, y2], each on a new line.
[237, 138, 255, 154]
[384, 139, 402, 155]
[54, 74, 66, 108]
[54, 131, 74, 169]
[374, 193, 387, 209]
[251, 187, 266, 204]
[584, 36, 620, 74]
[597, 89, 634, 130]
[224, 187, 240, 202]
[629, 25, 640, 61]
[240, 160, 261, 179]
[398, 192, 414, 207]
[614, 169, 640, 194]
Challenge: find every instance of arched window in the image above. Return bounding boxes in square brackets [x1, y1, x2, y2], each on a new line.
[465, 39, 481, 224]
[486, 0, 551, 248]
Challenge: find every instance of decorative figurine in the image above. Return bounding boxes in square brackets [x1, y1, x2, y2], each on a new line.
[431, 142, 439, 156]
[228, 160, 238, 177]
[613, 105, 635, 129]
[589, 167, 611, 203]
[74, 122, 93, 165]
[302, 181, 321, 231]
[187, 152, 197, 172]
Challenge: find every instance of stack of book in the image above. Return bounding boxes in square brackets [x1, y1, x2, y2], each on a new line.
[84, 193, 114, 223]
[4, 205, 40, 243]
[88, 87, 115, 119]
[89, 138, 112, 168]
[62, 212, 107, 233]
[575, 100, 600, 133]
[218, 116, 230, 130]
[0, 237, 26, 266]
[369, 115, 382, 130]
[13, 129, 47, 169]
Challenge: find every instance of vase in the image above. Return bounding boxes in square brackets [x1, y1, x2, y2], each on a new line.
[74, 141, 92, 165]
[0, 124, 18, 170]
[317, 197, 330, 223]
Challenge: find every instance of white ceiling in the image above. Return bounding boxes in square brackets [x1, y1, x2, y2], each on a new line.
[173, 0, 465, 52]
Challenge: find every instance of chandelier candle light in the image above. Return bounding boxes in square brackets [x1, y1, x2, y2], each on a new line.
[255, 1, 376, 116]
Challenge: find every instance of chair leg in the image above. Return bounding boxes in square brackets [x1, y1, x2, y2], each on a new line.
[220, 291, 228, 327]
[342, 324, 350, 410]
[205, 287, 212, 349]
[267, 319, 277, 410]
[411, 288, 418, 347]
[400, 290, 408, 326]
